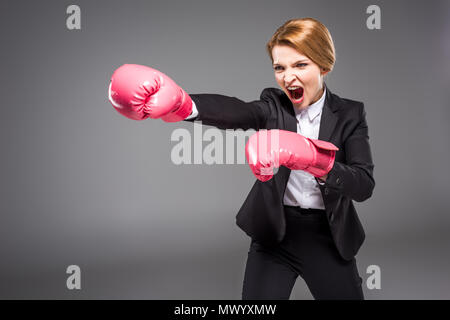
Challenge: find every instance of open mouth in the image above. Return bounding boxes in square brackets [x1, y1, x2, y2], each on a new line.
[287, 87, 304, 103]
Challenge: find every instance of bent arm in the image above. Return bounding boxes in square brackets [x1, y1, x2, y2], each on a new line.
[183, 93, 271, 131]
[319, 104, 375, 202]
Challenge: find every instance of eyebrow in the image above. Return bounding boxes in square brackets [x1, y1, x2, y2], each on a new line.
[272, 59, 309, 66]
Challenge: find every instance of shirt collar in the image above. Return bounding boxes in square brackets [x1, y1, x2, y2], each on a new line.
[294, 87, 327, 121]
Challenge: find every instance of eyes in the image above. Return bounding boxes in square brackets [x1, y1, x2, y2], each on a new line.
[273, 63, 307, 71]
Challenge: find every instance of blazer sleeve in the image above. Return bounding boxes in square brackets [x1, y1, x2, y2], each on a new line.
[183, 93, 271, 131]
[322, 103, 375, 202]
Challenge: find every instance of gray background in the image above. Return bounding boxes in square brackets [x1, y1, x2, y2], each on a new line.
[1, 0, 449, 299]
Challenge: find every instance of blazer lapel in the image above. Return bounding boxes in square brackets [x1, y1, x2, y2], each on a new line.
[318, 84, 338, 143]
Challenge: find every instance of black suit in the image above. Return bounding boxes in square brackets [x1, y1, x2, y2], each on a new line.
[185, 84, 375, 262]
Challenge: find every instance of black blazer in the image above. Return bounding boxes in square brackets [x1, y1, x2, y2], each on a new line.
[185, 84, 375, 261]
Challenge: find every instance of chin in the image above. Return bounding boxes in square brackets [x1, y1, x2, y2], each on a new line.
[293, 98, 308, 109]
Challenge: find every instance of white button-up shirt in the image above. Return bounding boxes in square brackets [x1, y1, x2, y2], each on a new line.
[283, 88, 327, 209]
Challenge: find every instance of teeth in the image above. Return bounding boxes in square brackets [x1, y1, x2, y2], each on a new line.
[287, 86, 302, 90]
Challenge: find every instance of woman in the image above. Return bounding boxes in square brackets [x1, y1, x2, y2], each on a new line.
[109, 18, 375, 300]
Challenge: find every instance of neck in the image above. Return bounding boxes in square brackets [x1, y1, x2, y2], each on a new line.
[311, 86, 325, 104]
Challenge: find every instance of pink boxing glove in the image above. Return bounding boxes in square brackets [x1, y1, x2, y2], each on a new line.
[245, 129, 339, 182]
[108, 64, 193, 122]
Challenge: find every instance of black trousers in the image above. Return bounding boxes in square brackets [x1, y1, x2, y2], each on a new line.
[242, 205, 364, 300]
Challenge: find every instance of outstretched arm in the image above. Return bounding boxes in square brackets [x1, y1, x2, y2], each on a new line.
[184, 94, 271, 131]
[108, 63, 271, 131]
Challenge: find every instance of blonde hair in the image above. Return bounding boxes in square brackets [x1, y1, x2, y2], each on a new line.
[266, 18, 336, 73]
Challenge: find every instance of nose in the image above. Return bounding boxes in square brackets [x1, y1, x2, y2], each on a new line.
[284, 70, 298, 85]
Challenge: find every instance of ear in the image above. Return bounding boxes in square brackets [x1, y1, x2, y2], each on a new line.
[321, 68, 329, 76]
